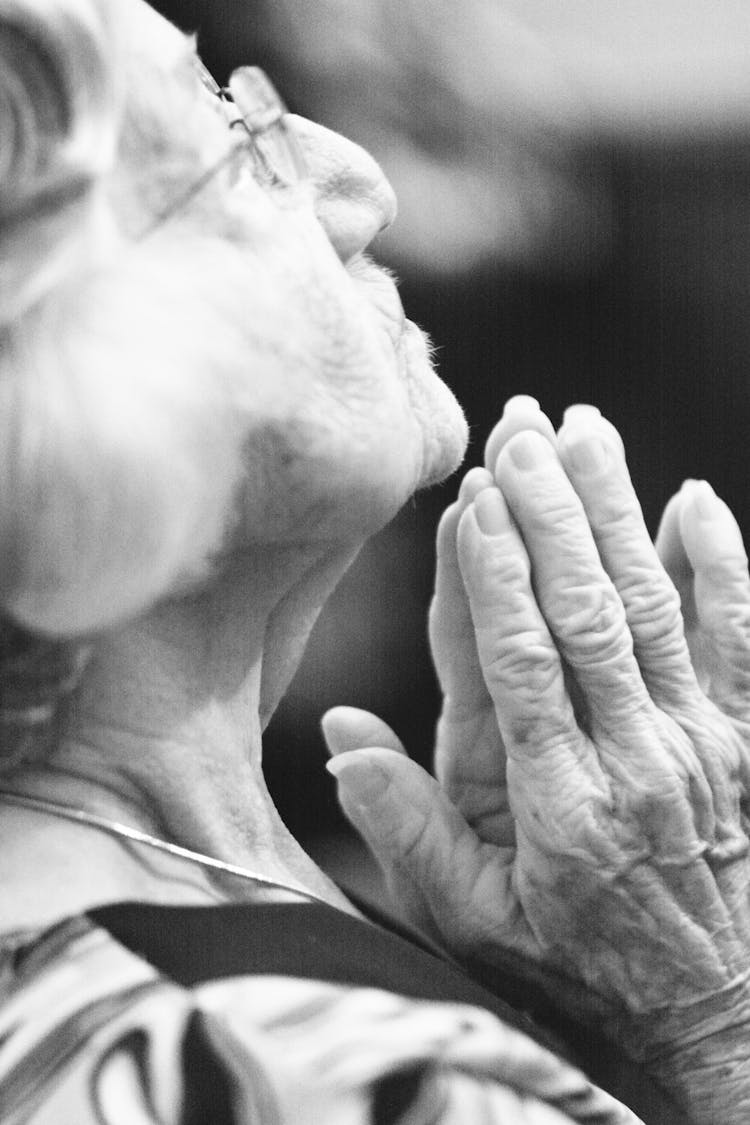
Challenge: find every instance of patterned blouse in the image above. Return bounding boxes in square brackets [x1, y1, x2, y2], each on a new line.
[0, 900, 649, 1124]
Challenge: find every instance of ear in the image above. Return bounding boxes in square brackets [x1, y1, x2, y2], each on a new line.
[0, 0, 119, 319]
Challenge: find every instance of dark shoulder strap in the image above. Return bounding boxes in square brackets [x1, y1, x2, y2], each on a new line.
[89, 899, 551, 1037]
[89, 900, 682, 1125]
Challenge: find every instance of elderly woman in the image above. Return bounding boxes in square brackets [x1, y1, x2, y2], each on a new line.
[1, 1, 749, 1123]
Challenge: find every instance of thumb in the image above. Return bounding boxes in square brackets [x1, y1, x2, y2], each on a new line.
[326, 747, 503, 950]
[321, 706, 408, 757]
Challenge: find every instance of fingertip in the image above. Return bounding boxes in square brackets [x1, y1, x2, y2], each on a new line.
[687, 480, 722, 521]
[497, 429, 557, 475]
[562, 404, 601, 425]
[456, 485, 516, 552]
[557, 409, 626, 467]
[654, 487, 689, 570]
[474, 486, 512, 536]
[558, 432, 610, 477]
[438, 469, 493, 555]
[679, 479, 723, 524]
[680, 480, 747, 568]
[459, 466, 494, 505]
[506, 394, 541, 411]
[484, 399, 556, 474]
[321, 707, 407, 757]
[320, 706, 357, 756]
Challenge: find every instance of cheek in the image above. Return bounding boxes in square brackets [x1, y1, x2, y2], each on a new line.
[195, 213, 425, 543]
[228, 351, 423, 545]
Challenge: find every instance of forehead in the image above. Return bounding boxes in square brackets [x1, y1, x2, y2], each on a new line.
[120, 0, 196, 73]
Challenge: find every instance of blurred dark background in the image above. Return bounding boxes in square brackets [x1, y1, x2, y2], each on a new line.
[153, 0, 750, 887]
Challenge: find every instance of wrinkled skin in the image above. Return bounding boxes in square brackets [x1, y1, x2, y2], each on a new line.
[325, 398, 750, 1120]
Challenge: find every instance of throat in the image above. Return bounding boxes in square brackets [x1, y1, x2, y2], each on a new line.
[0, 786, 361, 935]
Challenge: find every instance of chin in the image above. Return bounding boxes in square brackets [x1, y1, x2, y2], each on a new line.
[401, 321, 469, 489]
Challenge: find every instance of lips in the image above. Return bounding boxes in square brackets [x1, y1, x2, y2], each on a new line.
[345, 253, 406, 348]
[347, 254, 469, 485]
[399, 320, 469, 487]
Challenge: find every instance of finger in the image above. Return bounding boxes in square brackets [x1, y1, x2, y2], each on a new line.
[321, 706, 407, 756]
[492, 429, 653, 737]
[430, 471, 515, 839]
[655, 484, 698, 629]
[430, 466, 494, 716]
[484, 395, 557, 474]
[326, 748, 517, 950]
[557, 407, 699, 707]
[654, 483, 748, 844]
[680, 480, 750, 719]
[457, 485, 601, 787]
[558, 404, 625, 458]
[655, 483, 702, 676]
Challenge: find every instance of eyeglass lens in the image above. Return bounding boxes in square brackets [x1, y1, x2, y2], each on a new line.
[196, 62, 308, 188]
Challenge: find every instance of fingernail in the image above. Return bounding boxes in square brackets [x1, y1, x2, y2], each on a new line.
[565, 435, 609, 475]
[562, 404, 601, 425]
[459, 466, 494, 504]
[326, 753, 389, 807]
[474, 487, 510, 535]
[691, 480, 718, 519]
[504, 395, 540, 415]
[507, 431, 555, 471]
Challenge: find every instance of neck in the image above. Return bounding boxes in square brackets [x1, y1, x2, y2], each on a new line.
[0, 542, 362, 930]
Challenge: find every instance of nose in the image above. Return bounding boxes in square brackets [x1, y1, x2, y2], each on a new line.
[287, 116, 397, 263]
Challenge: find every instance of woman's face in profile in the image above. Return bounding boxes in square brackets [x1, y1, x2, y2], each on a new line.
[121, 0, 468, 551]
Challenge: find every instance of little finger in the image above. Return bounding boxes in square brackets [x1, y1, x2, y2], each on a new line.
[430, 467, 495, 717]
[654, 483, 705, 684]
[680, 480, 750, 721]
[430, 469, 515, 818]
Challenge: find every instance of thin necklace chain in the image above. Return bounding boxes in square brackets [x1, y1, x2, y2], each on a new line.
[0, 789, 332, 908]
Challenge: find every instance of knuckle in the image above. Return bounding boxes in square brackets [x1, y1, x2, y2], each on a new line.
[479, 630, 559, 701]
[523, 495, 581, 539]
[590, 491, 637, 533]
[467, 550, 530, 610]
[506, 712, 576, 757]
[394, 813, 432, 866]
[620, 572, 685, 643]
[542, 578, 631, 665]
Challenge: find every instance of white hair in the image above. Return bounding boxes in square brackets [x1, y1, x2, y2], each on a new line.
[0, 0, 281, 762]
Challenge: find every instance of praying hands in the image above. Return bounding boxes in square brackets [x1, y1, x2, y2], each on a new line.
[326, 397, 750, 1122]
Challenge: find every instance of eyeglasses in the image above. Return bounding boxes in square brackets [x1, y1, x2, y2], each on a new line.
[195, 62, 308, 187]
[143, 63, 309, 235]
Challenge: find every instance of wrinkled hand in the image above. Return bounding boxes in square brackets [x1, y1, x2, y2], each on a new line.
[655, 478, 750, 718]
[324, 399, 750, 1113]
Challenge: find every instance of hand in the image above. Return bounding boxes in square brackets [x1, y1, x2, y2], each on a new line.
[429, 396, 558, 849]
[656, 479, 750, 721]
[325, 400, 750, 1116]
